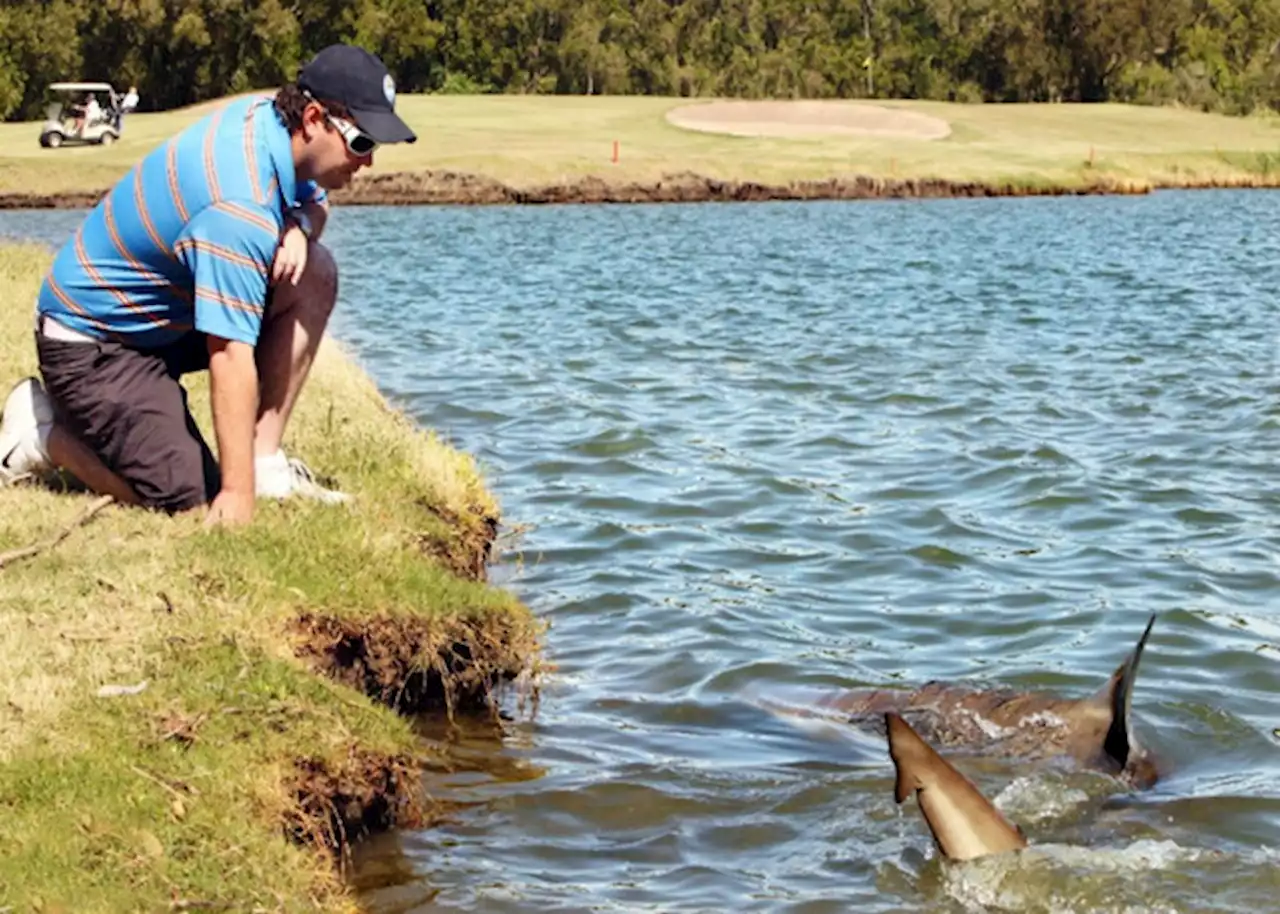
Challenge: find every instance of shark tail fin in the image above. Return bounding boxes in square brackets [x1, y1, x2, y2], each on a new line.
[884, 711, 1029, 860]
[1089, 613, 1156, 771]
[886, 712, 926, 803]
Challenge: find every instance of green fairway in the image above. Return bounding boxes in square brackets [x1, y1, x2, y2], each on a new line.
[3, 95, 1280, 198]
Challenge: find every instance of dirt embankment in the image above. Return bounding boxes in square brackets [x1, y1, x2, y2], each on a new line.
[0, 171, 1147, 210]
[329, 170, 1154, 204]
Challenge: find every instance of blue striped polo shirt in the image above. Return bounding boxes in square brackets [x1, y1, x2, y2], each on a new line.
[37, 95, 326, 348]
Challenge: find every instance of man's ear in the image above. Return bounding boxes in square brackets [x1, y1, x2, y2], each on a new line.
[301, 101, 327, 140]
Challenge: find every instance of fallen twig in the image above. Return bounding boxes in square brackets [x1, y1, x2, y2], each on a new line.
[97, 679, 149, 698]
[129, 764, 200, 799]
[170, 902, 229, 913]
[0, 494, 115, 570]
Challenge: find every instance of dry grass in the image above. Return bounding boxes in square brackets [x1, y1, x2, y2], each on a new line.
[2, 95, 1280, 197]
[0, 244, 539, 910]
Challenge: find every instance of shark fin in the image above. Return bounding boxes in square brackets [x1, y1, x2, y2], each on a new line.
[885, 712, 1028, 860]
[1089, 613, 1156, 771]
[888, 713, 925, 803]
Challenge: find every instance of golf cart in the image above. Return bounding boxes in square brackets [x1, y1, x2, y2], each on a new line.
[39, 82, 122, 148]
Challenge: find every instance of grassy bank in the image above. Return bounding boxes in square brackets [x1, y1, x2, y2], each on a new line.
[3, 96, 1280, 203]
[0, 245, 540, 911]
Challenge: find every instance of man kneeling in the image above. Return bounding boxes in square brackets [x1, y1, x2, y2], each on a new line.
[0, 44, 416, 526]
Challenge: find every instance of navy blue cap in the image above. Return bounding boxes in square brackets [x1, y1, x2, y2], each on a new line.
[298, 44, 416, 144]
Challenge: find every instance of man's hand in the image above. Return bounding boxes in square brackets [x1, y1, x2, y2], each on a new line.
[271, 224, 309, 287]
[205, 488, 255, 527]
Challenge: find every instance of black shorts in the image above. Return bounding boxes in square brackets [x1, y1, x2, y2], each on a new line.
[36, 321, 220, 512]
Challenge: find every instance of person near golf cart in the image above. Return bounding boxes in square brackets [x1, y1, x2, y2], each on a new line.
[0, 44, 417, 526]
[118, 85, 139, 127]
[71, 92, 101, 136]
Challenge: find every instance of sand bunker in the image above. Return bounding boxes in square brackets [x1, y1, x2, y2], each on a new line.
[666, 100, 951, 140]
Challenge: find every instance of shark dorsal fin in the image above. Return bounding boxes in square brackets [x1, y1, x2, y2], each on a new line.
[1088, 613, 1156, 771]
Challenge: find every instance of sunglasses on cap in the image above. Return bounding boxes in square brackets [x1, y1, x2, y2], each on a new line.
[325, 111, 379, 157]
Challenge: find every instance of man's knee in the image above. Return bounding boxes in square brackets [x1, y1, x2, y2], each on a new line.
[304, 241, 338, 303]
[139, 468, 210, 514]
[110, 398, 217, 513]
[271, 241, 338, 323]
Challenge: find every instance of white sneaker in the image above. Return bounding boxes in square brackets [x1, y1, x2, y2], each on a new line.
[254, 449, 350, 504]
[0, 377, 54, 485]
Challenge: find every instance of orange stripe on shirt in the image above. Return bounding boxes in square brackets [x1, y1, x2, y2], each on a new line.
[242, 105, 266, 206]
[46, 275, 100, 324]
[73, 226, 168, 329]
[166, 139, 190, 223]
[196, 286, 265, 317]
[45, 275, 148, 338]
[203, 106, 227, 202]
[132, 161, 176, 264]
[174, 238, 263, 271]
[215, 200, 280, 238]
[103, 192, 191, 302]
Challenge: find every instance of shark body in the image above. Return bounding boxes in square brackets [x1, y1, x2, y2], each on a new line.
[836, 615, 1158, 787]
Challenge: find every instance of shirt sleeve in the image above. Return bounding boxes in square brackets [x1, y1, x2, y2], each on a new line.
[297, 180, 328, 207]
[173, 201, 281, 345]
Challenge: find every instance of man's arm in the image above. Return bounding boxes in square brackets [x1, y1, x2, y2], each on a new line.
[172, 201, 279, 523]
[206, 334, 259, 525]
[291, 198, 329, 242]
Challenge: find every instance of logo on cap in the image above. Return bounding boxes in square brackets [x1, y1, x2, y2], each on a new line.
[383, 75, 396, 106]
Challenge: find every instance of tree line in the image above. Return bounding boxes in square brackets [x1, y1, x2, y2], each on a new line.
[2, 0, 1277, 121]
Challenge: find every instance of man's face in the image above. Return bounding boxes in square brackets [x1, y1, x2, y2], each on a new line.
[305, 102, 374, 190]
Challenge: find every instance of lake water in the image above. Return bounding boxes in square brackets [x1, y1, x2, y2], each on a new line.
[3, 190, 1278, 913]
